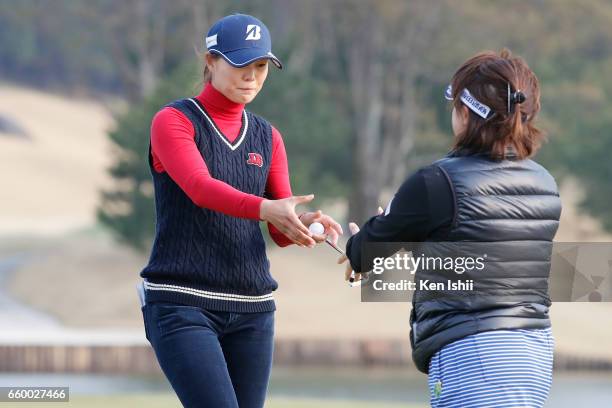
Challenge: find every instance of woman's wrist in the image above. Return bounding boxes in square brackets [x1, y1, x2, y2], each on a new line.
[259, 199, 271, 222]
[248, 196, 265, 220]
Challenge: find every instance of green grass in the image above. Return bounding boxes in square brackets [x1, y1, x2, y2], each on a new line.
[9, 393, 425, 407]
[267, 398, 422, 408]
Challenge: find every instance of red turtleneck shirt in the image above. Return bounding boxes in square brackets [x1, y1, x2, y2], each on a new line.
[150, 83, 293, 246]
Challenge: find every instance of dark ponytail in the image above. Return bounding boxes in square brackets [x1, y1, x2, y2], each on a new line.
[195, 48, 219, 84]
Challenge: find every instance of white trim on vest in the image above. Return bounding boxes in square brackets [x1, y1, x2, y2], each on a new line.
[187, 98, 249, 151]
[143, 281, 274, 302]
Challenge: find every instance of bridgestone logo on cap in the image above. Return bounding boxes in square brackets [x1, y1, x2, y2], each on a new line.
[245, 24, 261, 40]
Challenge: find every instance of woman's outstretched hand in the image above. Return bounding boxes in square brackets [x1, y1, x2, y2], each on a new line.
[338, 222, 362, 281]
[299, 210, 343, 245]
[338, 206, 384, 281]
[260, 195, 317, 247]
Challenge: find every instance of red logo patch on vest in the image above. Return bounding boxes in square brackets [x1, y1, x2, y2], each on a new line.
[246, 152, 264, 167]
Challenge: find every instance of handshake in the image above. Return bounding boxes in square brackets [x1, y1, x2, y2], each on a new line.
[259, 194, 383, 285]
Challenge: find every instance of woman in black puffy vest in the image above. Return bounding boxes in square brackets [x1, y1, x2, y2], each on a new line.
[341, 49, 561, 407]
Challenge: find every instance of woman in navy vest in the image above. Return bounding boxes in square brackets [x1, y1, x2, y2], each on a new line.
[341, 49, 561, 407]
[140, 14, 342, 408]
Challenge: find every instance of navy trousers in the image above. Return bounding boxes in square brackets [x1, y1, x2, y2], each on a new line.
[142, 301, 275, 408]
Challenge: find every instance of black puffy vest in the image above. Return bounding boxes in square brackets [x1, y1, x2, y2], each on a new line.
[410, 150, 562, 373]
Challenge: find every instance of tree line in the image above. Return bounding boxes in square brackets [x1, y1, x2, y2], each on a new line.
[2, 0, 611, 249]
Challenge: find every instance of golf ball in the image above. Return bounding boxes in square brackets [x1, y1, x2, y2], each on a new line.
[308, 222, 325, 235]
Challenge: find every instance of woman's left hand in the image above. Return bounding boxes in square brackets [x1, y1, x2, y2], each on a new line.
[338, 207, 383, 281]
[299, 210, 343, 245]
[338, 222, 362, 281]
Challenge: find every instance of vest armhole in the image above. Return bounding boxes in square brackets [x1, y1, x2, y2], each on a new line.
[166, 99, 205, 148]
[435, 165, 458, 229]
[265, 119, 273, 180]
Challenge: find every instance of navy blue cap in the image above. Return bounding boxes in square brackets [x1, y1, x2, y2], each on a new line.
[205, 14, 282, 69]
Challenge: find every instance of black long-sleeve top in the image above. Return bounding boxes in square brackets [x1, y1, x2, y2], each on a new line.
[345, 164, 455, 273]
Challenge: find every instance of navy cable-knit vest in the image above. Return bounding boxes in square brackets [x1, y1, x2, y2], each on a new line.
[140, 97, 277, 313]
[410, 149, 562, 373]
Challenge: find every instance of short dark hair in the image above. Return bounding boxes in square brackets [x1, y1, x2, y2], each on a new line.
[449, 49, 544, 160]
